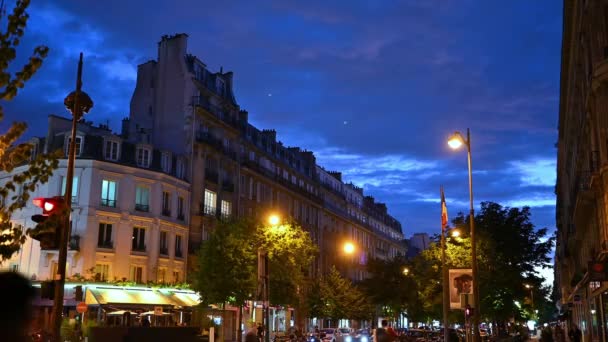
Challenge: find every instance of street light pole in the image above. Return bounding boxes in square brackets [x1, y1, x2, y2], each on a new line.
[448, 128, 480, 342]
[52, 52, 93, 341]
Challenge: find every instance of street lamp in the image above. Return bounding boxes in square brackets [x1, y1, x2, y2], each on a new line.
[402, 267, 410, 276]
[450, 229, 461, 238]
[260, 213, 281, 342]
[343, 241, 355, 255]
[524, 284, 534, 312]
[447, 128, 480, 342]
[52, 53, 93, 341]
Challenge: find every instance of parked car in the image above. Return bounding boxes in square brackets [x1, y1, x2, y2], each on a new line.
[321, 328, 337, 342]
[353, 329, 371, 342]
[335, 328, 354, 342]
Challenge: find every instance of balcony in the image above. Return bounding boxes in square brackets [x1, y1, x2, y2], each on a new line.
[162, 208, 171, 217]
[159, 247, 169, 256]
[132, 245, 146, 253]
[101, 198, 116, 208]
[135, 204, 149, 212]
[192, 96, 242, 130]
[205, 169, 219, 184]
[175, 250, 183, 258]
[222, 181, 235, 192]
[97, 241, 113, 250]
[177, 213, 185, 221]
[202, 204, 216, 216]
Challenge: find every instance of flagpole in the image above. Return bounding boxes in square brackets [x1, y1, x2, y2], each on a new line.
[441, 186, 450, 342]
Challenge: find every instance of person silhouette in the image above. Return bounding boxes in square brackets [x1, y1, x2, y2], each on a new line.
[0, 272, 36, 342]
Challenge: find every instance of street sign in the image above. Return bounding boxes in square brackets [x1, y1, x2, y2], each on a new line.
[76, 302, 88, 313]
[154, 306, 163, 315]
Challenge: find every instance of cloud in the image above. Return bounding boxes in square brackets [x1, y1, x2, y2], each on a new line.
[509, 158, 556, 187]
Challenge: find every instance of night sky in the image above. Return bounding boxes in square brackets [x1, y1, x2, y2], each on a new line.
[4, 1, 562, 240]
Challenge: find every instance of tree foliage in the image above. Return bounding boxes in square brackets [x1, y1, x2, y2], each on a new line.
[192, 217, 317, 308]
[0, 0, 58, 261]
[308, 266, 373, 321]
[410, 202, 554, 324]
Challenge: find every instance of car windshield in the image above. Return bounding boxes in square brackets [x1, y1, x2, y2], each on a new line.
[322, 329, 335, 334]
[339, 329, 350, 334]
[357, 330, 370, 335]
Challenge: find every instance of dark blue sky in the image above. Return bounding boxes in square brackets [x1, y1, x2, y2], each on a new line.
[5, 1, 562, 239]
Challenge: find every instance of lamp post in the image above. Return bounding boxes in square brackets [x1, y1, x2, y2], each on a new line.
[525, 284, 534, 313]
[52, 53, 93, 341]
[447, 128, 480, 342]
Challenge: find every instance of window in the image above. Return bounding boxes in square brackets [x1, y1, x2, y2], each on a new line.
[101, 179, 117, 207]
[161, 152, 171, 173]
[129, 265, 143, 283]
[61, 176, 79, 203]
[132, 227, 146, 252]
[136, 147, 151, 167]
[176, 158, 185, 179]
[135, 186, 150, 212]
[162, 191, 171, 216]
[175, 235, 183, 258]
[51, 262, 58, 280]
[95, 264, 109, 282]
[104, 140, 119, 161]
[204, 189, 216, 215]
[221, 200, 231, 218]
[173, 270, 180, 283]
[158, 267, 167, 283]
[160, 231, 168, 255]
[97, 223, 113, 248]
[177, 196, 185, 220]
[65, 136, 83, 157]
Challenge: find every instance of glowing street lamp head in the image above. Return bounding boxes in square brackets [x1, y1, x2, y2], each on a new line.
[268, 214, 280, 226]
[450, 229, 461, 238]
[525, 284, 532, 289]
[448, 132, 465, 150]
[343, 242, 355, 254]
[403, 267, 410, 276]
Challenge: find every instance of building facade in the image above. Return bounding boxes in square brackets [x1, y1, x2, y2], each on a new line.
[127, 33, 406, 282]
[1, 115, 190, 285]
[555, 1, 608, 341]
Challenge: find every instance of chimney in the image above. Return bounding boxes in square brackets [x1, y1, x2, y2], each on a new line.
[121, 117, 130, 139]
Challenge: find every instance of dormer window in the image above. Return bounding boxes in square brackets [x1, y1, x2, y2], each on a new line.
[161, 152, 172, 173]
[136, 146, 151, 168]
[104, 139, 120, 161]
[65, 135, 83, 157]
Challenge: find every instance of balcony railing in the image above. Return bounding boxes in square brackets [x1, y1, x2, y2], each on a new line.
[160, 247, 169, 256]
[135, 204, 149, 212]
[101, 198, 116, 208]
[97, 241, 113, 249]
[132, 245, 146, 253]
[177, 213, 185, 221]
[201, 204, 216, 216]
[205, 169, 219, 183]
[175, 250, 183, 258]
[162, 208, 171, 217]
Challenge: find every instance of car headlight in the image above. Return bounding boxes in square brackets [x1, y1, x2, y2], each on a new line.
[361, 337, 368, 342]
[345, 337, 352, 342]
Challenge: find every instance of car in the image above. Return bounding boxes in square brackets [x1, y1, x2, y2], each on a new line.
[335, 328, 354, 342]
[353, 329, 371, 342]
[320, 328, 337, 342]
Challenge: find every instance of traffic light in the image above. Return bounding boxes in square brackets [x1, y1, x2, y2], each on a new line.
[29, 196, 66, 250]
[465, 305, 473, 319]
[74, 285, 83, 301]
[589, 261, 608, 281]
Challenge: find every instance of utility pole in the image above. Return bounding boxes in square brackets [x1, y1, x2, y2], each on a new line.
[52, 53, 93, 341]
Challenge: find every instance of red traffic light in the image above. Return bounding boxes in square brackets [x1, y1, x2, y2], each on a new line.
[32, 196, 64, 215]
[592, 263, 605, 273]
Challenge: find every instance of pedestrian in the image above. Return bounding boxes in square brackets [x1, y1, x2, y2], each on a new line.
[375, 320, 390, 342]
[258, 323, 265, 342]
[568, 325, 582, 342]
[246, 323, 259, 342]
[0, 272, 36, 342]
[386, 323, 398, 342]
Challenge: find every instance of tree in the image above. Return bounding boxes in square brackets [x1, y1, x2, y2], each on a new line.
[0, 0, 58, 261]
[410, 202, 554, 328]
[308, 266, 373, 323]
[361, 256, 417, 320]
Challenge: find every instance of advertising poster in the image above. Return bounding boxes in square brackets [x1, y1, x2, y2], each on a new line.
[449, 269, 473, 309]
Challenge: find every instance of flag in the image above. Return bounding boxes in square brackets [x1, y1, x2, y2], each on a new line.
[441, 186, 448, 231]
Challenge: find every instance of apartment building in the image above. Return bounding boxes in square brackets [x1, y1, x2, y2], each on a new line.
[127, 33, 405, 282]
[555, 1, 608, 340]
[1, 115, 190, 285]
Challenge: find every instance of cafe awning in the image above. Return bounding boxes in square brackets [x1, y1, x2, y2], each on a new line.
[85, 286, 200, 308]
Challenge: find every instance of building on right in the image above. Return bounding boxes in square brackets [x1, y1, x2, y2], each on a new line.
[555, 1, 608, 340]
